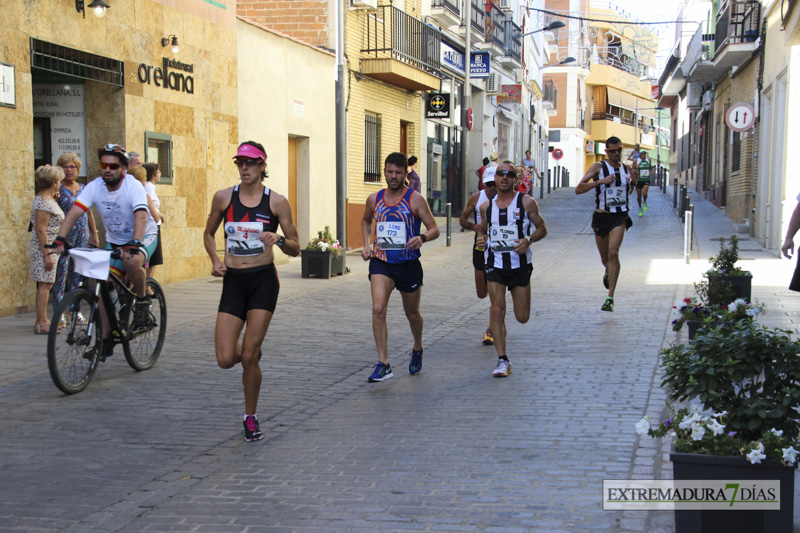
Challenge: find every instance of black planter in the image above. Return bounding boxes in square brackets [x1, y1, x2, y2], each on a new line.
[686, 320, 733, 341]
[301, 249, 344, 279]
[671, 452, 796, 533]
[708, 272, 753, 302]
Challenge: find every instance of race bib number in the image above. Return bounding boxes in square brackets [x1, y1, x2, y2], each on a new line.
[225, 221, 264, 256]
[376, 221, 407, 250]
[639, 169, 650, 178]
[605, 186, 627, 208]
[489, 224, 519, 252]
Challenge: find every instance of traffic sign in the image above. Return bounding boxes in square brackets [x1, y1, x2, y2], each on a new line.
[725, 102, 756, 132]
[467, 107, 473, 131]
[552, 148, 564, 160]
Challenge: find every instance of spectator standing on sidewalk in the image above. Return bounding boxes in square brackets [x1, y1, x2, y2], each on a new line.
[781, 192, 800, 291]
[142, 163, 165, 285]
[203, 141, 300, 442]
[475, 157, 490, 191]
[361, 152, 439, 382]
[476, 161, 547, 377]
[406, 156, 421, 193]
[575, 136, 638, 312]
[459, 170, 498, 345]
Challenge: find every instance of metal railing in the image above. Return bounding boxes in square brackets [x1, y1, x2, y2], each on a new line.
[543, 77, 557, 108]
[505, 20, 521, 62]
[715, 0, 761, 52]
[432, 0, 460, 17]
[362, 4, 443, 78]
[487, 2, 506, 48]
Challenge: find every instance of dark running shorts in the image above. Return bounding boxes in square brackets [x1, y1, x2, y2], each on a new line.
[635, 181, 650, 190]
[791, 254, 800, 292]
[485, 263, 533, 289]
[218, 264, 279, 320]
[369, 257, 423, 293]
[592, 211, 633, 238]
[472, 246, 486, 270]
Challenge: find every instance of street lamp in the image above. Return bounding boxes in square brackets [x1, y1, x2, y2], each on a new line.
[518, 20, 565, 38]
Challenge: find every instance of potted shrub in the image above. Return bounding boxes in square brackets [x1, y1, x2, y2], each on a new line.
[696, 235, 752, 305]
[638, 321, 800, 532]
[670, 297, 763, 340]
[301, 226, 345, 279]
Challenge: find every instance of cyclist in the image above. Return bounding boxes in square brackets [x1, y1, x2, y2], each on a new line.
[54, 144, 158, 358]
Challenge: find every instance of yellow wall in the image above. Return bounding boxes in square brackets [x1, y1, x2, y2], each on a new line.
[0, 0, 238, 315]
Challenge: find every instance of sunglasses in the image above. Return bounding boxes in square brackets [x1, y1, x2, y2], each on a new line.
[484, 182, 497, 187]
[606, 148, 622, 154]
[99, 162, 122, 170]
[496, 170, 517, 178]
[234, 158, 263, 168]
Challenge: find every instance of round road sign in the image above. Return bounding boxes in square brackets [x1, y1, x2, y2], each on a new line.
[467, 107, 473, 131]
[725, 102, 756, 132]
[552, 148, 564, 160]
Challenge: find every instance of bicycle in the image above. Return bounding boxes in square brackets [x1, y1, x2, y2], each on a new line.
[45, 245, 167, 394]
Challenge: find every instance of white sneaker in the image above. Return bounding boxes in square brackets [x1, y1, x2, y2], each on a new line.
[75, 312, 87, 324]
[492, 359, 512, 377]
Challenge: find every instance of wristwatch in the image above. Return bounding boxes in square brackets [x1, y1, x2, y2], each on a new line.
[131, 239, 141, 248]
[277, 235, 285, 247]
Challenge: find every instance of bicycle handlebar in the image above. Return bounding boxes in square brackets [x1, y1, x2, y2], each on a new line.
[45, 242, 135, 260]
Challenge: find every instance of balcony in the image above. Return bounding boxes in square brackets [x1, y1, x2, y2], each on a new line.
[682, 22, 718, 83]
[360, 4, 443, 91]
[542, 77, 557, 113]
[712, 0, 761, 73]
[476, 1, 507, 57]
[430, 0, 461, 30]
[467, 0, 486, 41]
[499, 20, 522, 68]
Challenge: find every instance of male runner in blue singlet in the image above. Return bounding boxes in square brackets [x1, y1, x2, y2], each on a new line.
[361, 152, 440, 382]
[203, 141, 300, 442]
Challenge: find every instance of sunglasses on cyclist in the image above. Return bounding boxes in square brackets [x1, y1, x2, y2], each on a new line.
[234, 158, 263, 168]
[99, 162, 123, 170]
[496, 170, 517, 178]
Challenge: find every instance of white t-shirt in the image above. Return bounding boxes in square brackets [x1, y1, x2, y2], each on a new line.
[144, 181, 161, 226]
[75, 175, 158, 244]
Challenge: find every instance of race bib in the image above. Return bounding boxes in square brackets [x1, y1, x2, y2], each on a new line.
[639, 169, 650, 178]
[605, 186, 627, 208]
[376, 221, 407, 250]
[225, 221, 264, 256]
[489, 224, 519, 252]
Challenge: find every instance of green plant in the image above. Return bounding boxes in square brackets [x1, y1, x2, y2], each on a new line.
[306, 226, 342, 258]
[707, 235, 746, 275]
[696, 235, 750, 306]
[671, 297, 762, 332]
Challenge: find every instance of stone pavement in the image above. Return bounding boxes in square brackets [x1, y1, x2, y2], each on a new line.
[2, 185, 800, 533]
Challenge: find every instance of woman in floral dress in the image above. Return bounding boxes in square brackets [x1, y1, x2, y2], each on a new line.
[30, 165, 65, 334]
[53, 153, 98, 326]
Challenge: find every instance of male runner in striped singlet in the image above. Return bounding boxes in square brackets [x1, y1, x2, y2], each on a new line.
[575, 136, 638, 312]
[475, 161, 547, 377]
[361, 152, 439, 383]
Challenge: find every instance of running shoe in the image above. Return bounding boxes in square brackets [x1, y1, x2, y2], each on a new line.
[603, 270, 609, 289]
[492, 359, 512, 377]
[408, 349, 423, 375]
[368, 362, 393, 382]
[601, 297, 614, 312]
[75, 312, 88, 324]
[132, 297, 152, 330]
[243, 415, 264, 442]
[482, 328, 494, 345]
[643, 202, 648, 212]
[638, 208, 643, 217]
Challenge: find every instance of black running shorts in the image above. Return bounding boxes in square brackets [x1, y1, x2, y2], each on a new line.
[218, 264, 279, 320]
[592, 211, 633, 238]
[485, 263, 533, 289]
[368, 257, 423, 293]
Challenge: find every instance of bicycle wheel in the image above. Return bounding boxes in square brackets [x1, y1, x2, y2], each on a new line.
[123, 278, 167, 371]
[47, 289, 101, 394]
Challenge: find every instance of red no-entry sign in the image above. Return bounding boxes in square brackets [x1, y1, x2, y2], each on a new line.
[552, 148, 564, 160]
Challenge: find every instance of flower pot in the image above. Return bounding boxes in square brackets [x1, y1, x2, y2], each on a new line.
[708, 272, 752, 302]
[670, 452, 796, 533]
[301, 249, 344, 279]
[686, 320, 734, 341]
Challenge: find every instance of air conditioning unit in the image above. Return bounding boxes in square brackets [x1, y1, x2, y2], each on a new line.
[498, 0, 513, 12]
[687, 83, 702, 109]
[702, 89, 714, 107]
[486, 72, 500, 94]
[350, 0, 377, 9]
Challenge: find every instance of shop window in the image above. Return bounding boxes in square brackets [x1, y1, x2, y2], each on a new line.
[732, 131, 741, 172]
[364, 112, 382, 183]
[145, 132, 173, 185]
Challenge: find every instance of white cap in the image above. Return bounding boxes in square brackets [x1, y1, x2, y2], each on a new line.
[483, 166, 497, 184]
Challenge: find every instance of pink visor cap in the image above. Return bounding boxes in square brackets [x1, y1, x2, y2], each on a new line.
[233, 144, 267, 161]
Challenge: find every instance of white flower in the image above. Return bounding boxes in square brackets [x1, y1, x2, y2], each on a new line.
[691, 423, 706, 441]
[770, 428, 784, 437]
[671, 308, 682, 320]
[727, 301, 739, 313]
[782, 446, 798, 465]
[680, 413, 702, 430]
[746, 444, 766, 464]
[733, 298, 747, 307]
[713, 410, 728, 417]
[746, 307, 760, 317]
[635, 418, 651, 435]
[319, 242, 329, 251]
[707, 418, 725, 436]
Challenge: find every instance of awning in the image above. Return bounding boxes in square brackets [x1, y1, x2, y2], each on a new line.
[606, 87, 656, 118]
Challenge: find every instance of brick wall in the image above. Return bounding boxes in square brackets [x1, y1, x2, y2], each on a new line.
[727, 58, 759, 223]
[237, 0, 329, 46]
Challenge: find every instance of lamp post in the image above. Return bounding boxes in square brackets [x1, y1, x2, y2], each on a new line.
[518, 20, 566, 38]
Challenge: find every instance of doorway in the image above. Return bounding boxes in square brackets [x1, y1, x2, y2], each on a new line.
[400, 122, 408, 156]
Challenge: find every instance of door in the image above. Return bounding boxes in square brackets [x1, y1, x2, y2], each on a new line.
[288, 136, 298, 219]
[400, 122, 408, 156]
[33, 117, 51, 170]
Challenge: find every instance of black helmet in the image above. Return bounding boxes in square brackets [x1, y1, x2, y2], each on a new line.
[97, 144, 129, 166]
